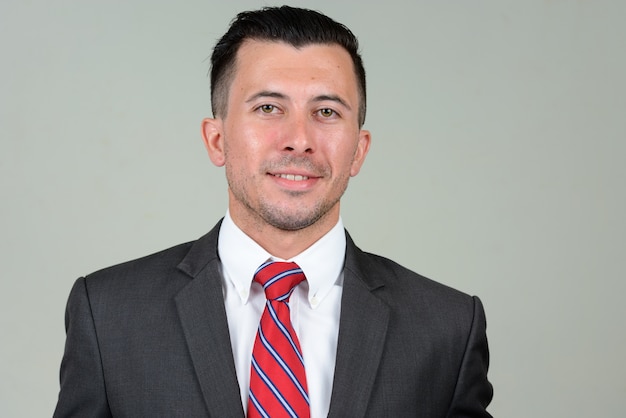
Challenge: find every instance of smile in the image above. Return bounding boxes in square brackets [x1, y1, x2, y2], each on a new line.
[273, 173, 310, 181]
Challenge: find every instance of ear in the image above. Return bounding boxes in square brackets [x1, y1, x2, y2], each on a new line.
[350, 129, 371, 177]
[201, 117, 225, 167]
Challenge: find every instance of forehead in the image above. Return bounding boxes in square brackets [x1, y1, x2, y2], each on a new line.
[230, 40, 358, 99]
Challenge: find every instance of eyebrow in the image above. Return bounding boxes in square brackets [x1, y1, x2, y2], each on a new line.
[245, 91, 287, 103]
[312, 94, 351, 111]
[245, 91, 351, 111]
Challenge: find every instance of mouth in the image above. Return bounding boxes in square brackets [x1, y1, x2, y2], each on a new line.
[272, 173, 310, 181]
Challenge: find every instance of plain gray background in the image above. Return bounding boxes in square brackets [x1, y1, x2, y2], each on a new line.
[1, 0, 624, 416]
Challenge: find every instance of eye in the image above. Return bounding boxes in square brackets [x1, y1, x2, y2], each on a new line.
[259, 104, 275, 113]
[318, 108, 335, 117]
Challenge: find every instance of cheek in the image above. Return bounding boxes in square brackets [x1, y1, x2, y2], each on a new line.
[232, 122, 280, 152]
[255, 124, 283, 148]
[324, 132, 362, 166]
[223, 128, 272, 173]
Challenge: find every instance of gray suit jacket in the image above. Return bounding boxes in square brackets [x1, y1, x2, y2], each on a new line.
[54, 221, 493, 417]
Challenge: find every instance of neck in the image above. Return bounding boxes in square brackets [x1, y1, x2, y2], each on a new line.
[229, 205, 339, 260]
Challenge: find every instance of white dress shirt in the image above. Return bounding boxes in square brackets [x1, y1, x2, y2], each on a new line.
[217, 212, 345, 418]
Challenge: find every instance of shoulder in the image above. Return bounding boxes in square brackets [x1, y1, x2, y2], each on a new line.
[81, 222, 222, 294]
[85, 241, 195, 285]
[350, 242, 471, 296]
[345, 236, 479, 321]
[71, 241, 197, 312]
[89, 240, 194, 276]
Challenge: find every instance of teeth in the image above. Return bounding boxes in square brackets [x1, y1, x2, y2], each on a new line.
[275, 174, 309, 181]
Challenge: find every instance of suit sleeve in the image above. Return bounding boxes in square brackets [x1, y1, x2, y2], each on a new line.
[446, 296, 494, 418]
[53, 277, 112, 418]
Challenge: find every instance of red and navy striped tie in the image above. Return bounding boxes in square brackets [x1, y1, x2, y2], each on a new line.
[247, 261, 310, 418]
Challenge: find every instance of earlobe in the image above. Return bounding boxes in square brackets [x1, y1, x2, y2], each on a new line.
[201, 118, 226, 167]
[350, 129, 371, 177]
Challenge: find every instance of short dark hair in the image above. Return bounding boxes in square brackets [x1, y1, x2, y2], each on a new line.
[210, 5, 367, 127]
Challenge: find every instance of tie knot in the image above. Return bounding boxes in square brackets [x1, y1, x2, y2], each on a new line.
[253, 261, 306, 301]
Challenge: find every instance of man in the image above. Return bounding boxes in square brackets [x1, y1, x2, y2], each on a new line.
[54, 6, 492, 417]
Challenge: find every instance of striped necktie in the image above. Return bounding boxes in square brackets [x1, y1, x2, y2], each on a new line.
[247, 261, 310, 418]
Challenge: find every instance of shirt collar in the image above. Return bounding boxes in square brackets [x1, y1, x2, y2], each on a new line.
[218, 211, 346, 308]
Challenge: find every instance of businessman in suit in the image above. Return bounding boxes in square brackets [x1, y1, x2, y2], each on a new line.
[54, 6, 493, 417]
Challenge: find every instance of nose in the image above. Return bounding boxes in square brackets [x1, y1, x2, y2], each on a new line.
[282, 114, 314, 154]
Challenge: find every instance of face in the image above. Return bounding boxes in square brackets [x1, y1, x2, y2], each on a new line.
[202, 40, 370, 233]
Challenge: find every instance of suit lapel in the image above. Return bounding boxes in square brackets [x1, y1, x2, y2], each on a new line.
[172, 225, 389, 417]
[175, 222, 245, 418]
[328, 234, 390, 418]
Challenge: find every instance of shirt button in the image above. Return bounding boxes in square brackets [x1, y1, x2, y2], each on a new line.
[240, 289, 249, 299]
[311, 296, 319, 306]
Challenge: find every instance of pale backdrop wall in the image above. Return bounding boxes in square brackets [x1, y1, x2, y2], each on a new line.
[1, 1, 624, 416]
